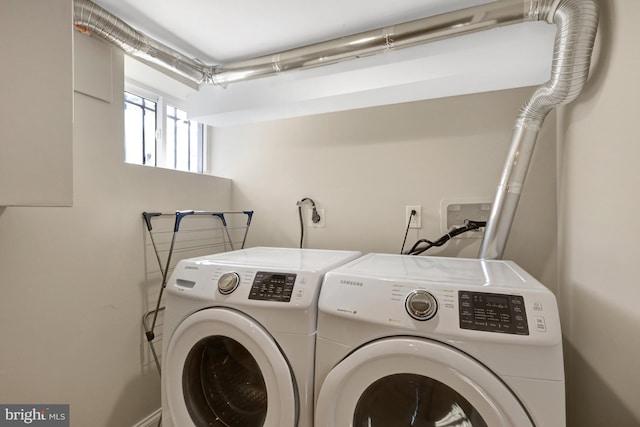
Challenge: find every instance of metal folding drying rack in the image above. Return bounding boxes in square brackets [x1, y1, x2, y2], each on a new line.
[141, 210, 253, 375]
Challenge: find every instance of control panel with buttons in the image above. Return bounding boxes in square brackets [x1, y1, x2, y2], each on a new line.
[459, 290, 529, 335]
[248, 272, 297, 302]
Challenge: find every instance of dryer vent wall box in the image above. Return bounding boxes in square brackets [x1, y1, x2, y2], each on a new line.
[315, 253, 565, 427]
[441, 200, 492, 238]
[160, 247, 360, 427]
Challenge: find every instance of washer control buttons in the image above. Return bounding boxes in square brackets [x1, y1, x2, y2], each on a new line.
[405, 290, 438, 321]
[218, 272, 240, 295]
[249, 272, 297, 302]
[459, 291, 529, 335]
[535, 316, 547, 332]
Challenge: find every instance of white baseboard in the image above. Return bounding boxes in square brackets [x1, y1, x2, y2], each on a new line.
[132, 408, 161, 427]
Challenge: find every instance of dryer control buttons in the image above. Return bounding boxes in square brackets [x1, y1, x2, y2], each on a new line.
[405, 290, 438, 321]
[218, 272, 240, 295]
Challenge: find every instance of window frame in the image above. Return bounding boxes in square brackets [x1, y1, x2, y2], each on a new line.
[124, 81, 207, 174]
[165, 103, 205, 173]
[124, 90, 158, 166]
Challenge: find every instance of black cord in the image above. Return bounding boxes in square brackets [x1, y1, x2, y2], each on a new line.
[297, 197, 319, 248]
[404, 220, 486, 255]
[298, 205, 305, 248]
[400, 209, 416, 254]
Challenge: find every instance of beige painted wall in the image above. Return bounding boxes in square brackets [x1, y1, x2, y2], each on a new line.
[7, 3, 635, 426]
[558, 0, 640, 425]
[211, 87, 558, 288]
[209, 3, 640, 425]
[0, 37, 232, 425]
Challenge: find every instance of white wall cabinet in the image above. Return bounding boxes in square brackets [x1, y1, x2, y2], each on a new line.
[0, 0, 73, 207]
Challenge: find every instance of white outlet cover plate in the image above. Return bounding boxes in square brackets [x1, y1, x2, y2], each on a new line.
[406, 205, 422, 229]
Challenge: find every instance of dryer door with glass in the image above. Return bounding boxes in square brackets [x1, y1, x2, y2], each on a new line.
[164, 308, 298, 427]
[315, 337, 534, 427]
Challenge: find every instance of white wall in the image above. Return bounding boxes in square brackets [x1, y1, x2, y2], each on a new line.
[558, 0, 640, 425]
[0, 37, 232, 425]
[212, 87, 558, 288]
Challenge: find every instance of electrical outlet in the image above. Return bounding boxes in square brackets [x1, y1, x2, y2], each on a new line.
[306, 208, 325, 228]
[406, 206, 422, 229]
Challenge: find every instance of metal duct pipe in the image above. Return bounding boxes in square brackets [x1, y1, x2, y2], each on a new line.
[74, 0, 536, 86]
[74, 0, 212, 83]
[479, 0, 599, 260]
[209, 0, 531, 85]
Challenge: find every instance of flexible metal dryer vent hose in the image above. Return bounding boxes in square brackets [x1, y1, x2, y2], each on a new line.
[479, 0, 599, 259]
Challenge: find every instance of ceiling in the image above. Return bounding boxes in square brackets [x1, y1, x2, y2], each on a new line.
[90, 0, 496, 65]
[92, 0, 556, 126]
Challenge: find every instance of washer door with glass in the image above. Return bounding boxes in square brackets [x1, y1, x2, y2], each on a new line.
[315, 338, 534, 427]
[164, 308, 298, 427]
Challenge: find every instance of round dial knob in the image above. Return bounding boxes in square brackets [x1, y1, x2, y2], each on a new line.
[218, 272, 240, 295]
[405, 290, 438, 321]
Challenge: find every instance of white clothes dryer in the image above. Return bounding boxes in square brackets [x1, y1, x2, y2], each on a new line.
[314, 253, 565, 427]
[161, 247, 360, 427]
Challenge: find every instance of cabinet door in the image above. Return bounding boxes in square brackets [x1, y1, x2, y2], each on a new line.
[0, 0, 73, 207]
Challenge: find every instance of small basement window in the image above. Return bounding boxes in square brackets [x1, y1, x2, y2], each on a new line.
[124, 89, 205, 173]
[166, 104, 204, 173]
[124, 92, 157, 166]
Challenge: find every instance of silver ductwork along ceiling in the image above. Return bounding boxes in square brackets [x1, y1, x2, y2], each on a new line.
[73, 0, 599, 260]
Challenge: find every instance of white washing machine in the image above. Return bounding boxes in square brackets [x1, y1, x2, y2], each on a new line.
[315, 253, 565, 427]
[161, 246, 360, 427]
